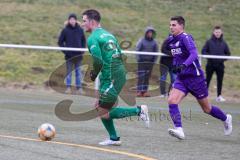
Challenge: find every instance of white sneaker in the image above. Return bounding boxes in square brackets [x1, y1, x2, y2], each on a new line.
[216, 95, 226, 102]
[99, 139, 121, 146]
[168, 127, 185, 140]
[139, 105, 150, 128]
[75, 88, 84, 95]
[64, 88, 72, 94]
[224, 114, 232, 136]
[159, 94, 166, 98]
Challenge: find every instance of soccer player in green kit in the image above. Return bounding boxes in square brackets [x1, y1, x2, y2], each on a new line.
[82, 9, 150, 146]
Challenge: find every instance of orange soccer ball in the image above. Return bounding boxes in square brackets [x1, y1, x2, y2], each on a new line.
[38, 123, 56, 141]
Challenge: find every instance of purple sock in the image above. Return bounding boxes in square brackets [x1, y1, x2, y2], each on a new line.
[210, 106, 227, 121]
[169, 104, 182, 127]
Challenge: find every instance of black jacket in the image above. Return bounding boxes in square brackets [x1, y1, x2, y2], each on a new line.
[202, 34, 231, 64]
[159, 38, 174, 67]
[58, 24, 86, 60]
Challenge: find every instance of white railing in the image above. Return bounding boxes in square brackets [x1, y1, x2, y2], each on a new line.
[0, 43, 240, 60]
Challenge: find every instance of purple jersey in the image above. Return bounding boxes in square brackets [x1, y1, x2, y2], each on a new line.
[167, 32, 208, 99]
[167, 32, 203, 77]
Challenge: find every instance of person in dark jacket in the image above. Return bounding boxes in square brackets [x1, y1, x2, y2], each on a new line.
[159, 37, 176, 97]
[136, 26, 159, 97]
[202, 26, 231, 102]
[58, 13, 86, 94]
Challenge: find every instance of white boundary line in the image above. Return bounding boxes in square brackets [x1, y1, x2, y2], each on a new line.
[0, 43, 240, 60]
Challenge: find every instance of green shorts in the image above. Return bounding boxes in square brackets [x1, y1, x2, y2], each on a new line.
[99, 67, 126, 104]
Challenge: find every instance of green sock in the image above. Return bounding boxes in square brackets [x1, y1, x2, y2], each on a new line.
[101, 118, 118, 140]
[109, 107, 140, 119]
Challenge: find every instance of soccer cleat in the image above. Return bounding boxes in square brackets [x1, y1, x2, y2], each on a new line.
[223, 114, 232, 136]
[216, 95, 226, 102]
[168, 127, 185, 140]
[98, 139, 121, 146]
[139, 105, 150, 128]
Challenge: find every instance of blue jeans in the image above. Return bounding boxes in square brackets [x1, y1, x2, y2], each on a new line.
[137, 62, 154, 92]
[160, 65, 176, 95]
[66, 59, 82, 89]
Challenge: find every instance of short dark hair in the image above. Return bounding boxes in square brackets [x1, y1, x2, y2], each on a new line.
[214, 25, 221, 30]
[82, 9, 101, 22]
[68, 13, 77, 20]
[171, 16, 185, 27]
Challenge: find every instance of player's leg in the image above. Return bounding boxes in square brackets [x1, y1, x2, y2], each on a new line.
[109, 69, 150, 126]
[189, 74, 232, 136]
[97, 85, 149, 145]
[167, 88, 186, 139]
[197, 97, 232, 135]
[95, 101, 120, 146]
[98, 101, 149, 146]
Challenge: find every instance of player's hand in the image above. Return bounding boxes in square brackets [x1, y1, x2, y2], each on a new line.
[172, 64, 186, 73]
[90, 70, 98, 81]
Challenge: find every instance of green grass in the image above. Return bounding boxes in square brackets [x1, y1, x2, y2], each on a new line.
[0, 0, 240, 91]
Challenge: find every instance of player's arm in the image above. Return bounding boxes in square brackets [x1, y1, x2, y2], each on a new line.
[182, 35, 198, 67]
[88, 38, 103, 80]
[173, 35, 198, 73]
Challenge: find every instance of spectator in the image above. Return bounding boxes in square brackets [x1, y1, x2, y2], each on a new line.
[159, 37, 176, 97]
[136, 26, 159, 97]
[202, 26, 231, 102]
[58, 13, 86, 94]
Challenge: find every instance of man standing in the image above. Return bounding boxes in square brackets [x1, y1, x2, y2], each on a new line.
[166, 16, 232, 140]
[82, 9, 149, 146]
[58, 13, 86, 94]
[136, 27, 158, 97]
[159, 37, 176, 97]
[202, 26, 231, 102]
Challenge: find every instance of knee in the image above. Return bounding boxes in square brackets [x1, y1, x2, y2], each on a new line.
[100, 114, 110, 119]
[98, 108, 110, 119]
[202, 106, 211, 114]
[96, 105, 111, 119]
[168, 97, 177, 104]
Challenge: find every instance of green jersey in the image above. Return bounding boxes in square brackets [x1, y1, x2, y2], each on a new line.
[87, 27, 124, 80]
[87, 27, 126, 103]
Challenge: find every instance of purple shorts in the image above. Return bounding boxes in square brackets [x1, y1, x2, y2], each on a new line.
[172, 75, 208, 99]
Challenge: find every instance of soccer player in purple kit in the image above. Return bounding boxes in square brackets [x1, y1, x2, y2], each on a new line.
[166, 16, 232, 140]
